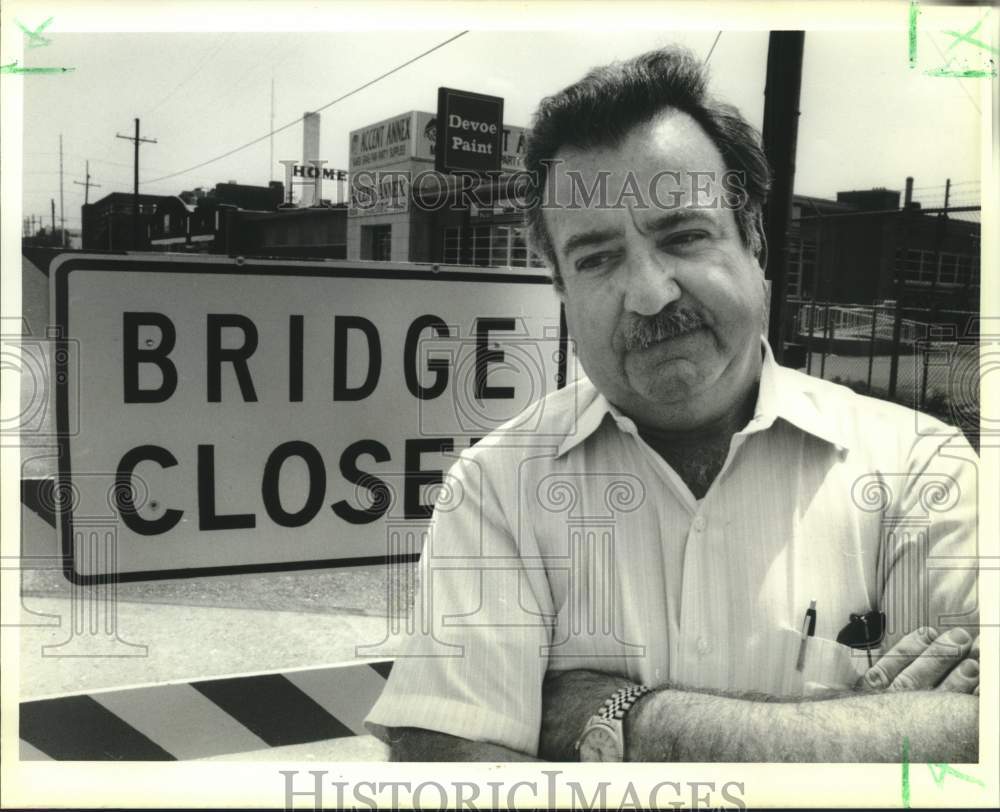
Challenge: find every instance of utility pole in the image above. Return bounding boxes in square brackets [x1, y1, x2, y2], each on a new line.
[761, 31, 806, 364]
[943, 177, 951, 212]
[59, 134, 66, 245]
[270, 76, 275, 182]
[73, 160, 102, 205]
[50, 199, 56, 233]
[116, 118, 157, 249]
[889, 175, 916, 399]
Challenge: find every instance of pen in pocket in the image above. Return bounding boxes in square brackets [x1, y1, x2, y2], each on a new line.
[795, 599, 817, 672]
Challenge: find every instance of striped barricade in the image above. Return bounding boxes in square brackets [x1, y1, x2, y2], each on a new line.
[20, 660, 393, 760]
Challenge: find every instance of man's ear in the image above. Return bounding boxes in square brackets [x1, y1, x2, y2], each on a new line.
[756, 226, 769, 274]
[550, 265, 567, 302]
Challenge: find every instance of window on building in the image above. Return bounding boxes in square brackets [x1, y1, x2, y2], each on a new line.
[491, 225, 512, 266]
[163, 213, 171, 231]
[511, 227, 529, 267]
[467, 223, 548, 268]
[787, 237, 817, 299]
[470, 225, 491, 266]
[956, 253, 980, 289]
[938, 252, 959, 285]
[896, 248, 976, 286]
[897, 248, 935, 284]
[443, 227, 462, 264]
[361, 224, 392, 261]
[969, 256, 980, 289]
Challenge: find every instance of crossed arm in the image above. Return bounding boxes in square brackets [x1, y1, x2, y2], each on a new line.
[389, 628, 979, 762]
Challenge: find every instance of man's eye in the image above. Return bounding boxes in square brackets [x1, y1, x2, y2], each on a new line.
[661, 231, 709, 249]
[575, 251, 620, 271]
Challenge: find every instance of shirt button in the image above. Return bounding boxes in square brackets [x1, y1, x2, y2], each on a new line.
[693, 516, 706, 532]
[696, 637, 711, 655]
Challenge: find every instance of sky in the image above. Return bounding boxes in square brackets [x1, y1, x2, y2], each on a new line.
[12, 5, 989, 233]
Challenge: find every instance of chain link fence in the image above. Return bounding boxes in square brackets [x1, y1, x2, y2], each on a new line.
[781, 299, 980, 449]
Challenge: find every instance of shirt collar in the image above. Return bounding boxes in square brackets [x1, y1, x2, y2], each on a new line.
[751, 339, 851, 452]
[555, 338, 851, 458]
[555, 379, 637, 458]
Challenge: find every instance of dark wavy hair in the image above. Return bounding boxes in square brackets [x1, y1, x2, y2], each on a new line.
[524, 46, 772, 290]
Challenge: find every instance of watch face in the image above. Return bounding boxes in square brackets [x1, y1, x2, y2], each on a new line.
[578, 721, 623, 762]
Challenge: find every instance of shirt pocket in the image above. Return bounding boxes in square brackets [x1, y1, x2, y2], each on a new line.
[771, 626, 870, 697]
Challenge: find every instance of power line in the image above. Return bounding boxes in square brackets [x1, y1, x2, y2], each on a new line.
[146, 30, 469, 185]
[705, 31, 723, 64]
[142, 33, 234, 118]
[910, 182, 980, 192]
[165, 37, 291, 134]
[25, 152, 169, 173]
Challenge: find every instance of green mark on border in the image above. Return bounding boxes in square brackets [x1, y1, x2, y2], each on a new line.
[902, 736, 911, 807]
[909, 1, 919, 69]
[928, 762, 986, 790]
[1, 60, 74, 75]
[925, 66, 996, 78]
[903, 736, 986, 807]
[14, 16, 54, 48]
[912, 2, 998, 78]
[943, 19, 998, 56]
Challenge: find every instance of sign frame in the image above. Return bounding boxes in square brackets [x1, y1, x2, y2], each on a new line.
[50, 252, 566, 585]
[435, 87, 505, 175]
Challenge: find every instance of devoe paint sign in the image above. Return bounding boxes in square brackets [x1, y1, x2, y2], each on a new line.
[50, 253, 567, 583]
[435, 88, 505, 174]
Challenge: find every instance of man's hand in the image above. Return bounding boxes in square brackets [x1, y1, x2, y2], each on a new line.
[861, 627, 979, 694]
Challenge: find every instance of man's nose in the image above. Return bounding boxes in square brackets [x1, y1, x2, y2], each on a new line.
[622, 250, 682, 316]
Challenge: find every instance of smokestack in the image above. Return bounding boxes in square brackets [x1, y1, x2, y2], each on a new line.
[301, 112, 321, 206]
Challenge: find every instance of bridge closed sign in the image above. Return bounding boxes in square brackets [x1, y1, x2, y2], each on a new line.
[51, 254, 567, 582]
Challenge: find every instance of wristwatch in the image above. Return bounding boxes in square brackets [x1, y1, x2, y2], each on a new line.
[574, 684, 651, 762]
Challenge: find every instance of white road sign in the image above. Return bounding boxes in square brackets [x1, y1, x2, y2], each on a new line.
[50, 254, 568, 582]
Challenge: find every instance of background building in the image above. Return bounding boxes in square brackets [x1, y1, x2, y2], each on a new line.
[233, 204, 347, 259]
[149, 181, 286, 253]
[81, 192, 183, 251]
[346, 110, 543, 268]
[789, 187, 980, 311]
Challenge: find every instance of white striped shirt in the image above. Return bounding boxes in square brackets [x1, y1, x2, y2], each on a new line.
[365, 341, 979, 756]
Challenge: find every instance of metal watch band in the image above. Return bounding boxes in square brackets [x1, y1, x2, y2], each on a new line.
[599, 684, 652, 721]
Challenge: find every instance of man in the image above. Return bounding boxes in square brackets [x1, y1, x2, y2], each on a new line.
[365, 46, 979, 762]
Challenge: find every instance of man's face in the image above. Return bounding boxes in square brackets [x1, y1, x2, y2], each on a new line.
[545, 109, 766, 430]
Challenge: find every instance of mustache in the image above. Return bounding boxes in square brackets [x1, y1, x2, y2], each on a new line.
[622, 306, 705, 351]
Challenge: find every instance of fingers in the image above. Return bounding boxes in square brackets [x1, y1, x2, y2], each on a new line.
[936, 633, 979, 694]
[862, 626, 938, 690]
[937, 658, 979, 693]
[887, 627, 973, 692]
